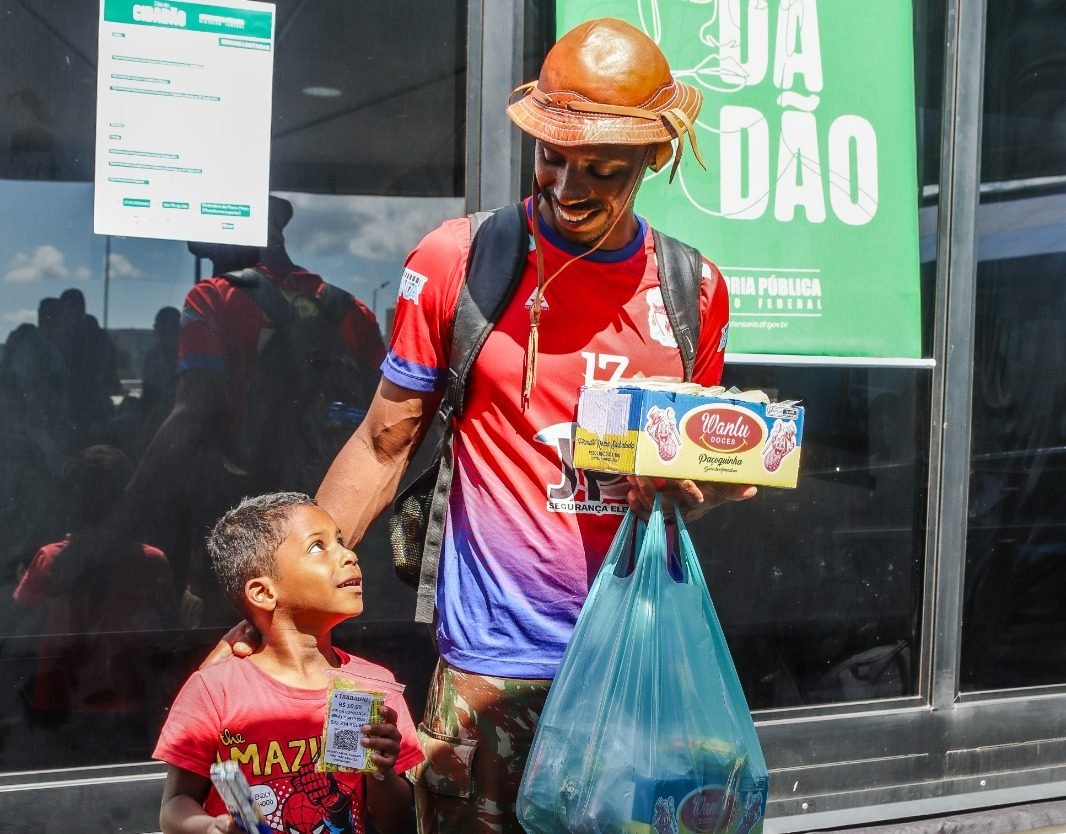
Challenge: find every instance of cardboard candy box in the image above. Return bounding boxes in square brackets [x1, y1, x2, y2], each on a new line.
[574, 380, 804, 489]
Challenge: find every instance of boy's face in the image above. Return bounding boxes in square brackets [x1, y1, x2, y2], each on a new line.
[263, 504, 363, 623]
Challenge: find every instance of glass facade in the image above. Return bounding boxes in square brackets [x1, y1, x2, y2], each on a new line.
[0, 0, 465, 775]
[962, 0, 1066, 691]
[683, 1, 945, 711]
[1, 0, 1066, 831]
[703, 364, 930, 708]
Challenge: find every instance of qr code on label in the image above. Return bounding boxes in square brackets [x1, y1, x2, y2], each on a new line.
[333, 729, 361, 751]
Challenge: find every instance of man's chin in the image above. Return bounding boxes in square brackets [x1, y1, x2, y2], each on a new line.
[554, 222, 609, 249]
[543, 202, 604, 245]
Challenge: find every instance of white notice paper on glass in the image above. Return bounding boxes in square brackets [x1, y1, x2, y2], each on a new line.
[94, 0, 275, 244]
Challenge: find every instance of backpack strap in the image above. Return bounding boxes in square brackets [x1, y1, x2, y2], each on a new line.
[223, 268, 294, 327]
[317, 282, 356, 326]
[411, 201, 527, 622]
[447, 203, 529, 417]
[226, 267, 357, 330]
[651, 229, 705, 382]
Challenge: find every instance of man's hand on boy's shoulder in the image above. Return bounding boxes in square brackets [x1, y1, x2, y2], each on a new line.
[199, 620, 261, 670]
[363, 704, 402, 777]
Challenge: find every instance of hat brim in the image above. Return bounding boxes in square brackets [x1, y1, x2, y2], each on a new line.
[506, 79, 702, 147]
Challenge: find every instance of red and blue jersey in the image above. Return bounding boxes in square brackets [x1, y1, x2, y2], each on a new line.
[384, 198, 729, 678]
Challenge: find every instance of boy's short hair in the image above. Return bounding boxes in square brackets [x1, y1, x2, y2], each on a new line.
[208, 492, 316, 612]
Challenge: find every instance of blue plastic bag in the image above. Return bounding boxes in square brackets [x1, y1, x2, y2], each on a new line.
[518, 497, 769, 834]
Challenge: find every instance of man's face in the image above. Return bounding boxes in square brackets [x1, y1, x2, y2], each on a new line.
[534, 140, 649, 249]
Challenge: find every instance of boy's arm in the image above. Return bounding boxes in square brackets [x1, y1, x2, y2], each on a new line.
[363, 704, 415, 834]
[160, 765, 238, 834]
[366, 770, 415, 834]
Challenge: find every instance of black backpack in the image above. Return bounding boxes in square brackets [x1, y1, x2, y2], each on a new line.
[388, 203, 708, 622]
[223, 268, 378, 495]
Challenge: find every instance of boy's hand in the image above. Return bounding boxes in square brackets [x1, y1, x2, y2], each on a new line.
[363, 704, 402, 778]
[207, 814, 240, 834]
[626, 476, 757, 522]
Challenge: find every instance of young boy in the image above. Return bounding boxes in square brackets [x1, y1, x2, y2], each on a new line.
[154, 492, 423, 834]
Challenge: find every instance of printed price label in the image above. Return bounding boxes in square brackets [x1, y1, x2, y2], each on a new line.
[322, 690, 376, 769]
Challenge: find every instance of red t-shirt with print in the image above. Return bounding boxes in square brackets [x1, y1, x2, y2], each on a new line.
[153, 650, 423, 834]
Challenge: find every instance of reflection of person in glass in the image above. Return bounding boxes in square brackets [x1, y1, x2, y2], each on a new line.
[119, 196, 385, 626]
[131, 306, 181, 456]
[0, 318, 63, 451]
[3, 290, 121, 461]
[12, 444, 176, 758]
[57, 287, 122, 449]
[141, 306, 181, 414]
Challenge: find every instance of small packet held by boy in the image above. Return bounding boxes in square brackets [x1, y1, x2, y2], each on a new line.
[319, 672, 402, 777]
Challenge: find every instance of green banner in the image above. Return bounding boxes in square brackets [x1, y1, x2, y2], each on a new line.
[556, 1, 922, 359]
[104, 0, 273, 40]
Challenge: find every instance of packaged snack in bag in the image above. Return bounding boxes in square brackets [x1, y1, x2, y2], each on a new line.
[318, 671, 403, 775]
[517, 498, 770, 834]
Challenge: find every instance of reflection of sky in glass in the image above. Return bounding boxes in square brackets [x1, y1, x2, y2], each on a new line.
[0, 180, 461, 342]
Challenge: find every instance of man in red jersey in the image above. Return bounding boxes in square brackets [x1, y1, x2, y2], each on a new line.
[225, 18, 756, 834]
[317, 18, 756, 834]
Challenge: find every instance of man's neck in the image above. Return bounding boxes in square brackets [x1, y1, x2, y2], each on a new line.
[258, 241, 297, 271]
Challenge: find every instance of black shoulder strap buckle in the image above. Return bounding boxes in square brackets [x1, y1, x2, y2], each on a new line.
[317, 283, 356, 325]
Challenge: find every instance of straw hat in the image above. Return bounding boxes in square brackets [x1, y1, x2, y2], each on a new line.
[507, 18, 704, 178]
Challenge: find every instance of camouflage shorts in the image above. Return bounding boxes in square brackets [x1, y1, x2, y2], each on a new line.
[408, 659, 551, 834]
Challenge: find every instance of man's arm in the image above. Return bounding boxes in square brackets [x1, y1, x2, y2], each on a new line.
[159, 766, 237, 834]
[316, 378, 442, 549]
[116, 369, 227, 537]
